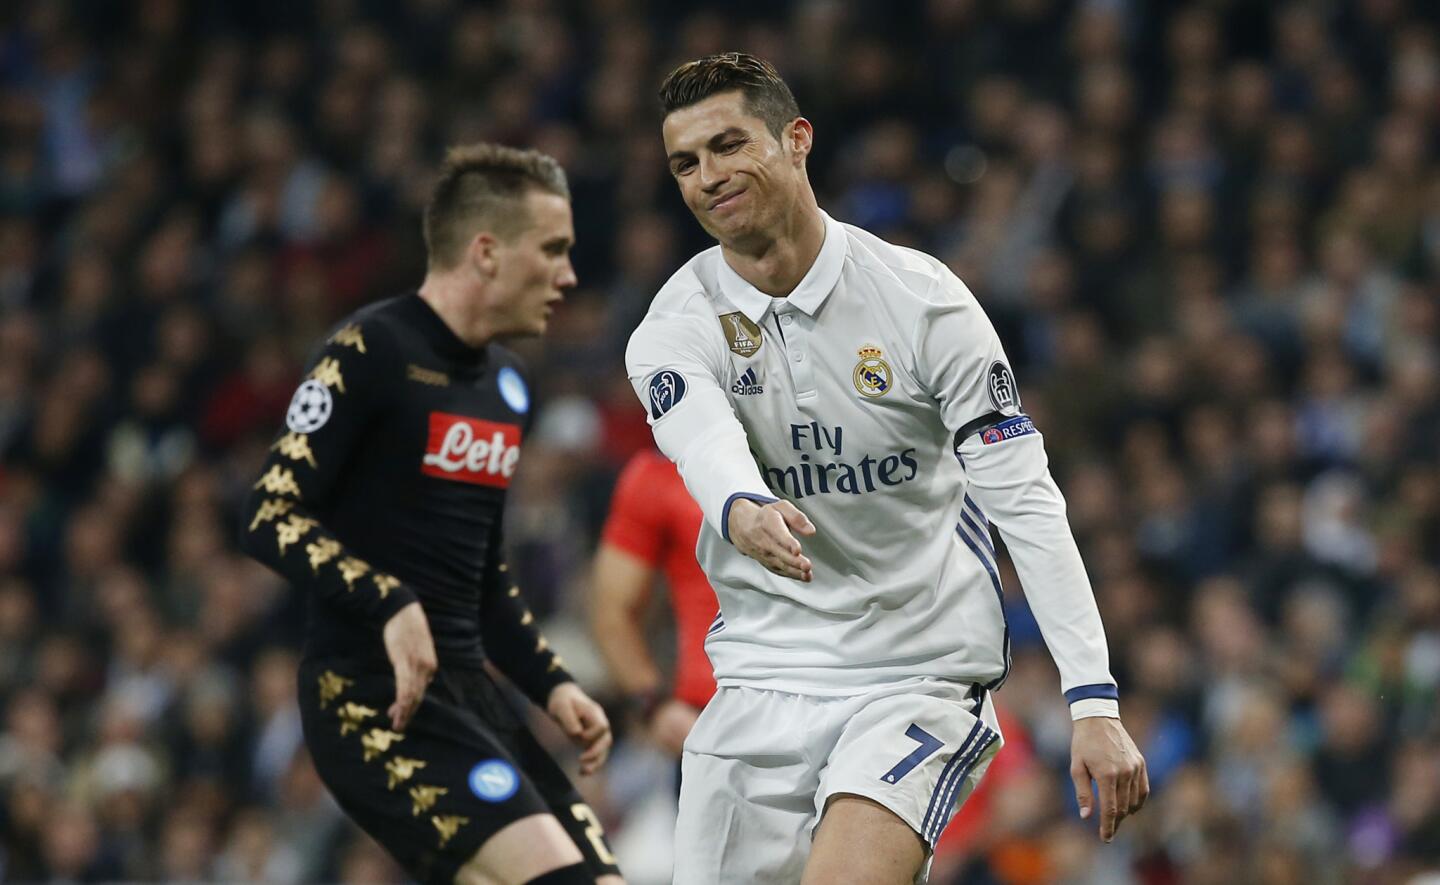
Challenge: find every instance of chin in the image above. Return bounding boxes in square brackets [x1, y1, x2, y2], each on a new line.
[703, 214, 752, 243]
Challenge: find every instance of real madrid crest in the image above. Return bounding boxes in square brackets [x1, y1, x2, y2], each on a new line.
[853, 345, 892, 398]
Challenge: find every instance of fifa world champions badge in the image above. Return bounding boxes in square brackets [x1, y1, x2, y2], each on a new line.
[853, 345, 892, 398]
[718, 312, 763, 357]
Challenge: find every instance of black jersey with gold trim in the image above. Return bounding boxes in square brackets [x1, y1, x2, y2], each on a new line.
[240, 293, 571, 707]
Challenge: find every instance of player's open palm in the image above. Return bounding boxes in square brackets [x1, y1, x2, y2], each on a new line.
[1070, 716, 1148, 842]
[729, 499, 816, 581]
[383, 601, 438, 731]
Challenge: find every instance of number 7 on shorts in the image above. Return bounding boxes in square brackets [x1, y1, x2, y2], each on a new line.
[880, 724, 943, 784]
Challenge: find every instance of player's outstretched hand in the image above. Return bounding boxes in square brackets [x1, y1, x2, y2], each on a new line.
[728, 498, 816, 582]
[382, 601, 438, 731]
[548, 683, 613, 776]
[1070, 716, 1148, 843]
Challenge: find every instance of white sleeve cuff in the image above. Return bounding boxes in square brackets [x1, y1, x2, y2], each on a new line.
[1070, 698, 1120, 720]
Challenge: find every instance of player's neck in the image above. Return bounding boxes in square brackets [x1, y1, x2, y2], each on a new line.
[720, 204, 826, 298]
[418, 273, 494, 349]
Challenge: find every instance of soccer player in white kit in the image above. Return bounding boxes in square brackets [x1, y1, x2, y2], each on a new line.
[626, 53, 1148, 884]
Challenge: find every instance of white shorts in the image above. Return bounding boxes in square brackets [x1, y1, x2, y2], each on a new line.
[673, 681, 1002, 885]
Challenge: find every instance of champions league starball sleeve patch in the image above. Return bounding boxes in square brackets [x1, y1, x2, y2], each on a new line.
[286, 379, 334, 433]
[647, 369, 688, 419]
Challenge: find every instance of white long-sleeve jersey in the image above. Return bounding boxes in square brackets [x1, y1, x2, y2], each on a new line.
[626, 211, 1118, 718]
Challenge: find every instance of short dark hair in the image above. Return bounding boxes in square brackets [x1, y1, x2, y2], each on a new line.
[423, 143, 570, 270]
[658, 52, 800, 139]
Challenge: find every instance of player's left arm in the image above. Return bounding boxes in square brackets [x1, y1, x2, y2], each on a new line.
[916, 269, 1147, 841]
[478, 521, 612, 774]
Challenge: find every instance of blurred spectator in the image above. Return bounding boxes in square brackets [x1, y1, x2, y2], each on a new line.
[0, 2, 1436, 882]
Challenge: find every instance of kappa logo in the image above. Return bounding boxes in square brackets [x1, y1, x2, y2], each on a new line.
[731, 367, 764, 395]
[718, 312, 763, 357]
[406, 364, 450, 387]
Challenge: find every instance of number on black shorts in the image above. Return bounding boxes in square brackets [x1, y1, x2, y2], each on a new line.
[880, 724, 943, 784]
[570, 802, 617, 865]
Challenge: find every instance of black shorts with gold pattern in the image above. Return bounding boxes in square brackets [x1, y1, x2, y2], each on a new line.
[298, 657, 621, 884]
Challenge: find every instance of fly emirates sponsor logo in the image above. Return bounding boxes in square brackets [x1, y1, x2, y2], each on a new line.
[755, 421, 919, 500]
[422, 412, 522, 488]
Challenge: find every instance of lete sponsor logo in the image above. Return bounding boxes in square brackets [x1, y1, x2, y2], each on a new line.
[421, 412, 522, 487]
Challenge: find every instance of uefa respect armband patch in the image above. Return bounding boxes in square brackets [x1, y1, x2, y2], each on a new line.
[980, 414, 1037, 445]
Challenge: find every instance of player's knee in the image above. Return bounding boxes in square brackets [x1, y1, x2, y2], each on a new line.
[521, 863, 593, 884]
[455, 860, 593, 885]
[452, 866, 498, 885]
[455, 814, 585, 885]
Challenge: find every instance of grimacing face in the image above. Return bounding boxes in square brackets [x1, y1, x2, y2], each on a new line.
[486, 190, 577, 337]
[663, 91, 808, 246]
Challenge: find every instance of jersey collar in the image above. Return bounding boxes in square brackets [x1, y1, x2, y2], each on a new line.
[717, 210, 848, 323]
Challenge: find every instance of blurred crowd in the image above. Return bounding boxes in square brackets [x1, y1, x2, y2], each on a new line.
[0, 0, 1438, 882]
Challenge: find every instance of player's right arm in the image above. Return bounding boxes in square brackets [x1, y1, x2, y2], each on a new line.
[625, 307, 813, 580]
[238, 320, 432, 728]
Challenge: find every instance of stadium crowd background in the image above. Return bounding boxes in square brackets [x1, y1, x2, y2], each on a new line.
[0, 0, 1438, 882]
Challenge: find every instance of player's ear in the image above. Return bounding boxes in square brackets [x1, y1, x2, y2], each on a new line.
[467, 231, 499, 279]
[786, 118, 813, 165]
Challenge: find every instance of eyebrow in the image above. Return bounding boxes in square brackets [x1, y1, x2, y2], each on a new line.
[667, 127, 749, 163]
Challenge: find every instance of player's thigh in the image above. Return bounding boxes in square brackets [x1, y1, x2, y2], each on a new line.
[674, 751, 816, 885]
[817, 687, 1002, 855]
[297, 660, 576, 885]
[803, 793, 926, 885]
[452, 813, 582, 885]
[674, 687, 821, 884]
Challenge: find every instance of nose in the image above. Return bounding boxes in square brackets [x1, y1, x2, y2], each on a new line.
[556, 258, 577, 290]
[698, 152, 728, 194]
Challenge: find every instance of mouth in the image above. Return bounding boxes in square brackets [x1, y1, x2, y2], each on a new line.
[709, 189, 747, 212]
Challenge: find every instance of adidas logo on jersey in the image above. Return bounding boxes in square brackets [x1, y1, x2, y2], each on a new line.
[731, 367, 764, 396]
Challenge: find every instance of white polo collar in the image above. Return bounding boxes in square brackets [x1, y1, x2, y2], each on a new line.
[717, 210, 848, 324]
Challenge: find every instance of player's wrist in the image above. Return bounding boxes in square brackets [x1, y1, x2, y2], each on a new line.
[1069, 698, 1119, 721]
[377, 591, 422, 628]
[721, 492, 778, 544]
[544, 677, 580, 709]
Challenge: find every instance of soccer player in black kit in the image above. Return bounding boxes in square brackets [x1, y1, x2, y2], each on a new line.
[240, 144, 624, 885]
